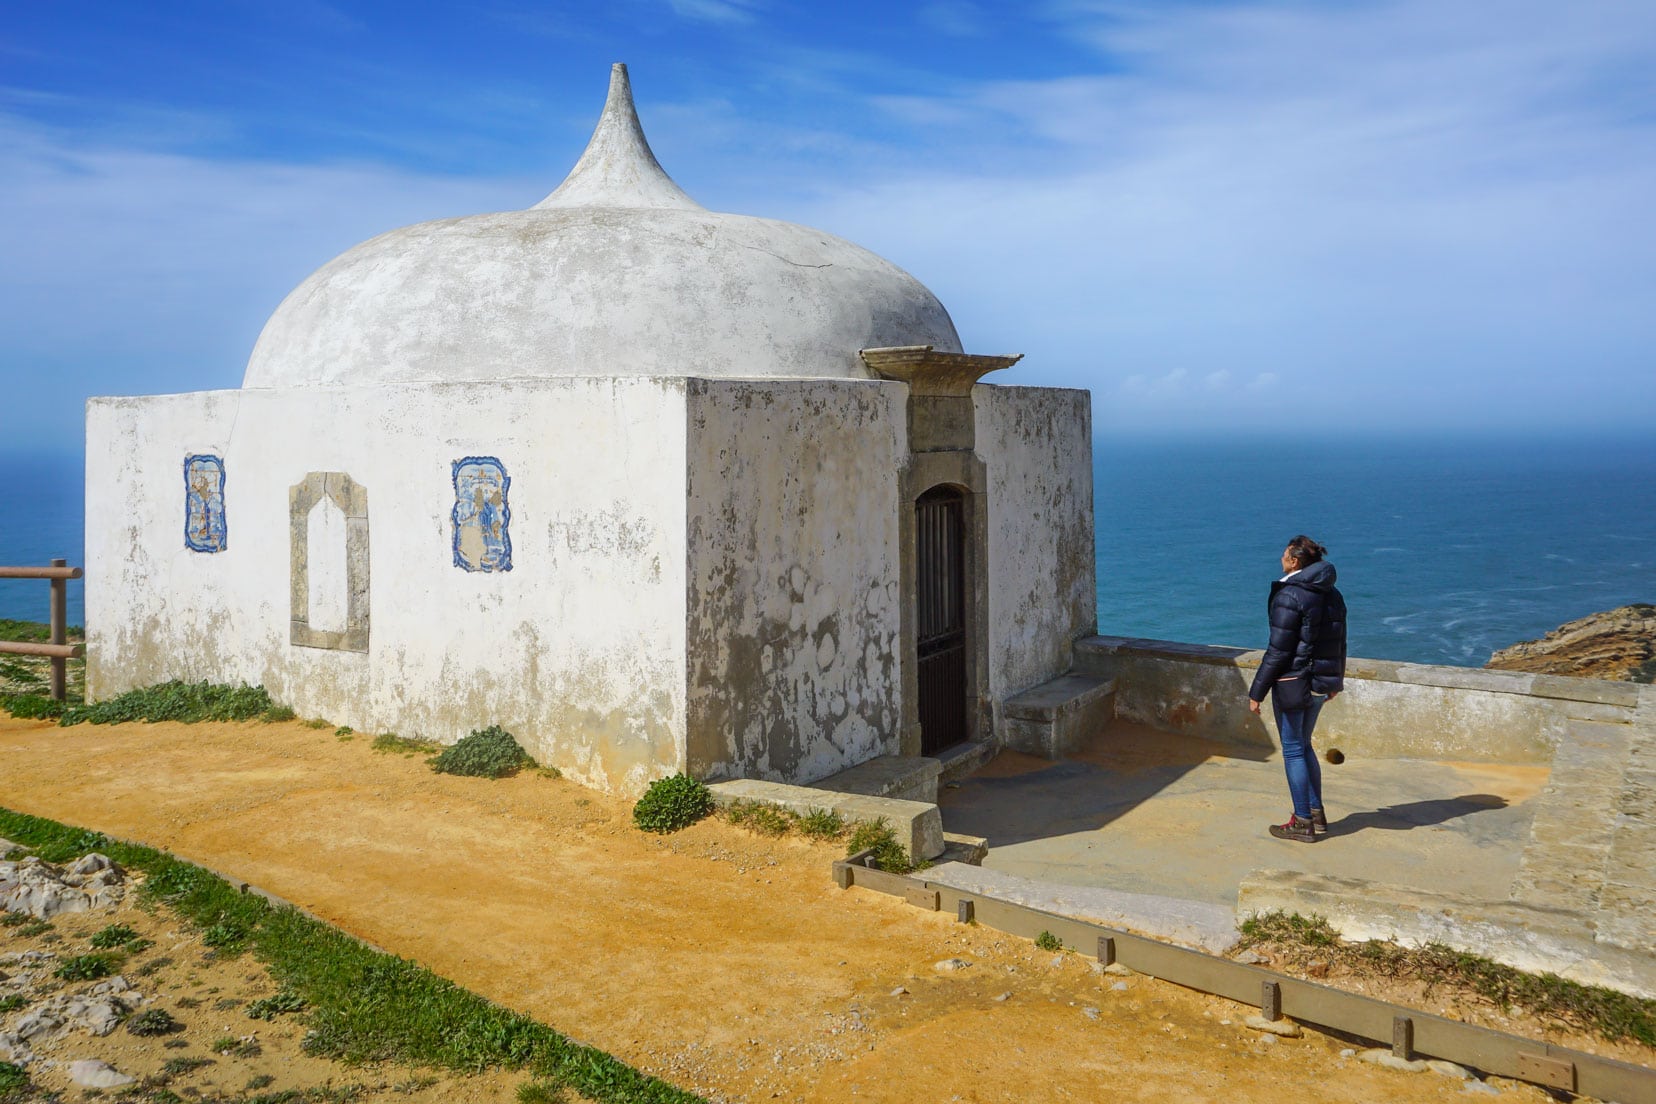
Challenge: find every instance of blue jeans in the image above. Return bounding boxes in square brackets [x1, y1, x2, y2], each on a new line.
[1273, 692, 1326, 819]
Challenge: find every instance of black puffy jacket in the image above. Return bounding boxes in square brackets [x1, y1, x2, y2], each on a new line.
[1247, 559, 1347, 702]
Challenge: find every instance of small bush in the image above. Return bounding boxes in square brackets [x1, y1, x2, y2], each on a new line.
[162, 1056, 215, 1076]
[430, 726, 535, 779]
[799, 808, 846, 840]
[54, 952, 120, 981]
[845, 818, 913, 874]
[127, 1008, 183, 1036]
[633, 774, 714, 834]
[247, 991, 306, 1020]
[303, 717, 331, 729]
[261, 705, 297, 723]
[0, 912, 28, 928]
[1035, 931, 1063, 952]
[90, 923, 140, 949]
[0, 995, 25, 1014]
[0, 1061, 27, 1095]
[724, 801, 796, 837]
[16, 919, 51, 938]
[60, 681, 274, 727]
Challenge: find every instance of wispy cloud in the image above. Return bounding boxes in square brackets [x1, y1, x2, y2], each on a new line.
[664, 0, 763, 26]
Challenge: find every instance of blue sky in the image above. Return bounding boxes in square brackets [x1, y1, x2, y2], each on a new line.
[4, 0, 1654, 451]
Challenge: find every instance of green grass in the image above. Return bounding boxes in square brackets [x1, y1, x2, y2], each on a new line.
[262, 705, 298, 723]
[0, 1060, 27, 1096]
[798, 808, 847, 841]
[430, 725, 535, 779]
[372, 733, 440, 756]
[844, 818, 914, 874]
[247, 991, 307, 1020]
[1239, 910, 1656, 1046]
[0, 804, 705, 1103]
[54, 952, 121, 981]
[722, 800, 796, 837]
[0, 995, 25, 1014]
[0, 620, 81, 643]
[90, 922, 141, 949]
[56, 680, 275, 727]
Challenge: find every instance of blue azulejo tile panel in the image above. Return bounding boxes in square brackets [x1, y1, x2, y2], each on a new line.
[184, 454, 227, 553]
[452, 456, 512, 572]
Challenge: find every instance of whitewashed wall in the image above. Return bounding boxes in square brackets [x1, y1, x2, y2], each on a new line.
[86, 378, 688, 795]
[684, 378, 907, 784]
[975, 386, 1096, 705]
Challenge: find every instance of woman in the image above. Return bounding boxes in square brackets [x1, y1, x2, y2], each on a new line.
[1246, 535, 1347, 843]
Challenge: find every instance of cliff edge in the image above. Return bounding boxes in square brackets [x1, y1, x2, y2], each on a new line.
[1486, 604, 1656, 683]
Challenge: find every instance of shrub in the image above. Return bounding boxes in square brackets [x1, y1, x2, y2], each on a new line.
[430, 726, 535, 779]
[799, 808, 846, 840]
[127, 1008, 183, 1036]
[261, 705, 297, 723]
[1034, 931, 1063, 952]
[161, 1056, 215, 1076]
[59, 681, 273, 726]
[0, 912, 28, 928]
[632, 774, 714, 833]
[845, 818, 913, 874]
[54, 953, 120, 981]
[0, 995, 25, 1014]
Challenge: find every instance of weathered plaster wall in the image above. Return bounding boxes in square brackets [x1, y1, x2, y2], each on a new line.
[86, 378, 688, 795]
[1076, 636, 1642, 762]
[974, 386, 1096, 707]
[684, 378, 906, 784]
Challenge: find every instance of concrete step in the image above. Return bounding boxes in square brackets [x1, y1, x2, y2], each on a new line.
[814, 755, 940, 804]
[707, 779, 944, 861]
[933, 740, 996, 787]
[1002, 672, 1116, 759]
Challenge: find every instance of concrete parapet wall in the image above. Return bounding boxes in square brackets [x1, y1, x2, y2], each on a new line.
[1076, 635, 1649, 764]
[1238, 868, 1656, 999]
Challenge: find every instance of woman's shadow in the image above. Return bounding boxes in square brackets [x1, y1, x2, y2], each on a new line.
[1326, 793, 1508, 836]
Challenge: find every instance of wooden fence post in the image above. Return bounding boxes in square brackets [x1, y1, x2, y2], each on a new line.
[50, 557, 67, 701]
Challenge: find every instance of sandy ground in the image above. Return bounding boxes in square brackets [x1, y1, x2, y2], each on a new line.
[0, 715, 1619, 1103]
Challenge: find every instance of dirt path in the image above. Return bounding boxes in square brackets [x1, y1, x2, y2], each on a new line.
[0, 716, 1579, 1103]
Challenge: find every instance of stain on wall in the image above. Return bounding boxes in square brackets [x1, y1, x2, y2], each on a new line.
[684, 378, 906, 784]
[452, 456, 512, 572]
[183, 454, 227, 553]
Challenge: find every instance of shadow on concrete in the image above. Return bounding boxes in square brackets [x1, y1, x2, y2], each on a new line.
[939, 724, 1276, 849]
[1326, 793, 1509, 837]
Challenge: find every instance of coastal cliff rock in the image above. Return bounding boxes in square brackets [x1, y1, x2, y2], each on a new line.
[1486, 605, 1656, 683]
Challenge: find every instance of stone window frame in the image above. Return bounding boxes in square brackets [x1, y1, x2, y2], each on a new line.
[289, 471, 370, 653]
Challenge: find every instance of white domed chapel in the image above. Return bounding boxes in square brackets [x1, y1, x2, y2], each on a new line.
[86, 65, 1097, 802]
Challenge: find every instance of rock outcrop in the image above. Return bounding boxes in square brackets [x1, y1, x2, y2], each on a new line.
[1486, 605, 1656, 682]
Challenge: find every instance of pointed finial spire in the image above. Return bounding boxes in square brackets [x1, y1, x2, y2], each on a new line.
[534, 63, 702, 211]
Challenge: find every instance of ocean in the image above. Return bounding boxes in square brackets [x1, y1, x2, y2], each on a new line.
[4, 434, 1654, 667]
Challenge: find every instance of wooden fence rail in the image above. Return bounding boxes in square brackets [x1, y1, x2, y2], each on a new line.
[0, 558, 84, 700]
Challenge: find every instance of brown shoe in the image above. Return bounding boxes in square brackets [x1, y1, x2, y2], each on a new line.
[1269, 815, 1316, 843]
[1310, 808, 1328, 835]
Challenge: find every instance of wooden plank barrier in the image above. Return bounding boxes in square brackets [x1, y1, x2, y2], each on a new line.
[831, 860, 1655, 1103]
[0, 558, 83, 700]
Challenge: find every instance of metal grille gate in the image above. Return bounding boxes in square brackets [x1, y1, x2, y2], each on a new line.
[916, 486, 967, 755]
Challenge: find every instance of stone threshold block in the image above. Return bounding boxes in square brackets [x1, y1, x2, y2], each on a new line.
[813, 755, 942, 804]
[1238, 868, 1656, 1000]
[707, 779, 944, 861]
[1002, 672, 1117, 759]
